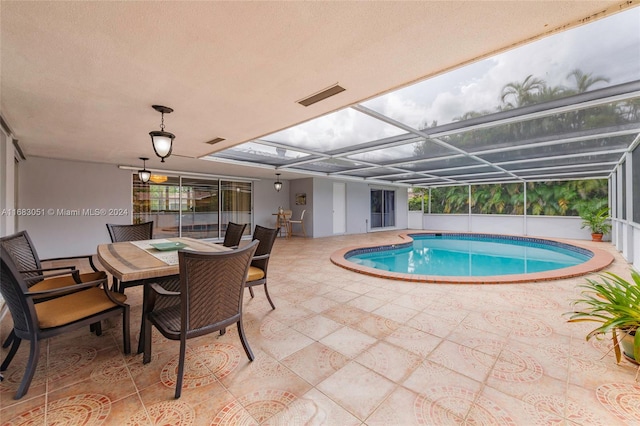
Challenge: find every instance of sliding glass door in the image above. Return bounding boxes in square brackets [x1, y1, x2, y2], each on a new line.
[133, 175, 252, 240]
[370, 189, 396, 229]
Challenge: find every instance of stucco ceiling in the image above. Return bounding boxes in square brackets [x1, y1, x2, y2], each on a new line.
[1, 1, 633, 181]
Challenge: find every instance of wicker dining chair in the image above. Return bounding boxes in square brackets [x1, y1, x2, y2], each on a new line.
[246, 225, 279, 309]
[0, 230, 106, 348]
[219, 222, 247, 249]
[142, 240, 258, 398]
[106, 221, 154, 243]
[105, 221, 153, 292]
[0, 245, 130, 399]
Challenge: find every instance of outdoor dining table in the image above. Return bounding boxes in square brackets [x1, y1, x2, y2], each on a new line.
[97, 237, 231, 353]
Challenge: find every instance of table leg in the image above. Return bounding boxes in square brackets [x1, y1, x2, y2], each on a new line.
[137, 283, 150, 354]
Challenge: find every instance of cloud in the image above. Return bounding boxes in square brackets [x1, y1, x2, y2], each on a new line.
[260, 8, 639, 152]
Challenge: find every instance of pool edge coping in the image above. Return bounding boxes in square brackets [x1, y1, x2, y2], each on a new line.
[329, 232, 615, 284]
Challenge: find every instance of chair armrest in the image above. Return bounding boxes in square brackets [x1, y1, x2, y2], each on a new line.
[21, 265, 76, 274]
[24, 269, 82, 283]
[41, 254, 99, 272]
[149, 282, 180, 297]
[252, 253, 270, 261]
[25, 277, 108, 301]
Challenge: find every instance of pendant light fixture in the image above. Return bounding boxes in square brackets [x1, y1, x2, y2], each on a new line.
[274, 173, 283, 192]
[149, 105, 175, 162]
[138, 157, 151, 183]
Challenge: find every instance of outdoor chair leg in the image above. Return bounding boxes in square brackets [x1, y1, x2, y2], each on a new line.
[15, 339, 39, 399]
[2, 330, 15, 348]
[175, 341, 187, 399]
[237, 321, 254, 361]
[1, 336, 21, 371]
[248, 287, 255, 298]
[264, 284, 276, 310]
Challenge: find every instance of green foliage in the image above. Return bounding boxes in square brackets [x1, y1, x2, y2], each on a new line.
[526, 180, 608, 216]
[470, 183, 524, 214]
[408, 195, 425, 211]
[413, 179, 607, 217]
[567, 271, 640, 363]
[430, 186, 468, 214]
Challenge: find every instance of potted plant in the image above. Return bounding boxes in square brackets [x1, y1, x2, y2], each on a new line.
[566, 270, 640, 364]
[579, 205, 611, 242]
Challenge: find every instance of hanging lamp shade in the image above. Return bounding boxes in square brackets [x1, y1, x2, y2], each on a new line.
[149, 105, 175, 162]
[274, 173, 283, 192]
[138, 157, 151, 183]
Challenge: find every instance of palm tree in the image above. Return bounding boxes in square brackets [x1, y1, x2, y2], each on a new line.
[567, 69, 610, 94]
[500, 74, 546, 108]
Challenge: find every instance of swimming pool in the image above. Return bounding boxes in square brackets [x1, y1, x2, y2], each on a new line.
[330, 233, 614, 284]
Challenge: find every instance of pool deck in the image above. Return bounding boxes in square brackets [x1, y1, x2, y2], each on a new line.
[330, 232, 615, 284]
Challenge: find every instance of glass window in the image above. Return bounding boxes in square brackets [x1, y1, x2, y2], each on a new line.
[264, 108, 406, 153]
[180, 178, 219, 239]
[221, 181, 251, 237]
[133, 175, 181, 238]
[132, 175, 252, 239]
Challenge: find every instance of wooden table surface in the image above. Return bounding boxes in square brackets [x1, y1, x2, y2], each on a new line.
[97, 237, 229, 283]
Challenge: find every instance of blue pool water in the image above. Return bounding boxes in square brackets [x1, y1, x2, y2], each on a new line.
[346, 234, 592, 276]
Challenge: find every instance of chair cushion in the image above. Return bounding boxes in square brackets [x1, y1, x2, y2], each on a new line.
[35, 288, 127, 329]
[30, 271, 107, 292]
[247, 266, 265, 282]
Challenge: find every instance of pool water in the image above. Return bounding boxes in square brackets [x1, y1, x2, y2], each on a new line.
[346, 234, 591, 276]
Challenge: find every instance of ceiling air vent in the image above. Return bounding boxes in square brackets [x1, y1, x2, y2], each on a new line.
[205, 137, 226, 145]
[298, 84, 345, 107]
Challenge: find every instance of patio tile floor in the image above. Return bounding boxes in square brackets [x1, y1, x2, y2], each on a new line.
[1, 231, 639, 424]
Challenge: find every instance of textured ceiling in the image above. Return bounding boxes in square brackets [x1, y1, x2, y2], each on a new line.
[1, 1, 631, 180]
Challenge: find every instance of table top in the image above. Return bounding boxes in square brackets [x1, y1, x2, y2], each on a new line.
[97, 237, 230, 282]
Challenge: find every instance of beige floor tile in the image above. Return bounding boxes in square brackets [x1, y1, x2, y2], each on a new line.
[281, 342, 349, 385]
[356, 341, 421, 383]
[403, 358, 483, 396]
[367, 386, 440, 425]
[316, 361, 396, 421]
[427, 339, 496, 383]
[384, 325, 442, 358]
[319, 326, 377, 359]
[291, 313, 344, 341]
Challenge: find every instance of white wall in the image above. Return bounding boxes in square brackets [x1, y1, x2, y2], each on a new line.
[312, 178, 334, 238]
[0, 130, 17, 237]
[423, 213, 592, 240]
[346, 181, 370, 234]
[253, 178, 290, 230]
[19, 157, 132, 258]
[526, 216, 592, 240]
[408, 211, 423, 229]
[424, 214, 469, 232]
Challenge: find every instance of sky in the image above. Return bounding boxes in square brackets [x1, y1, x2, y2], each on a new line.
[259, 7, 640, 152]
